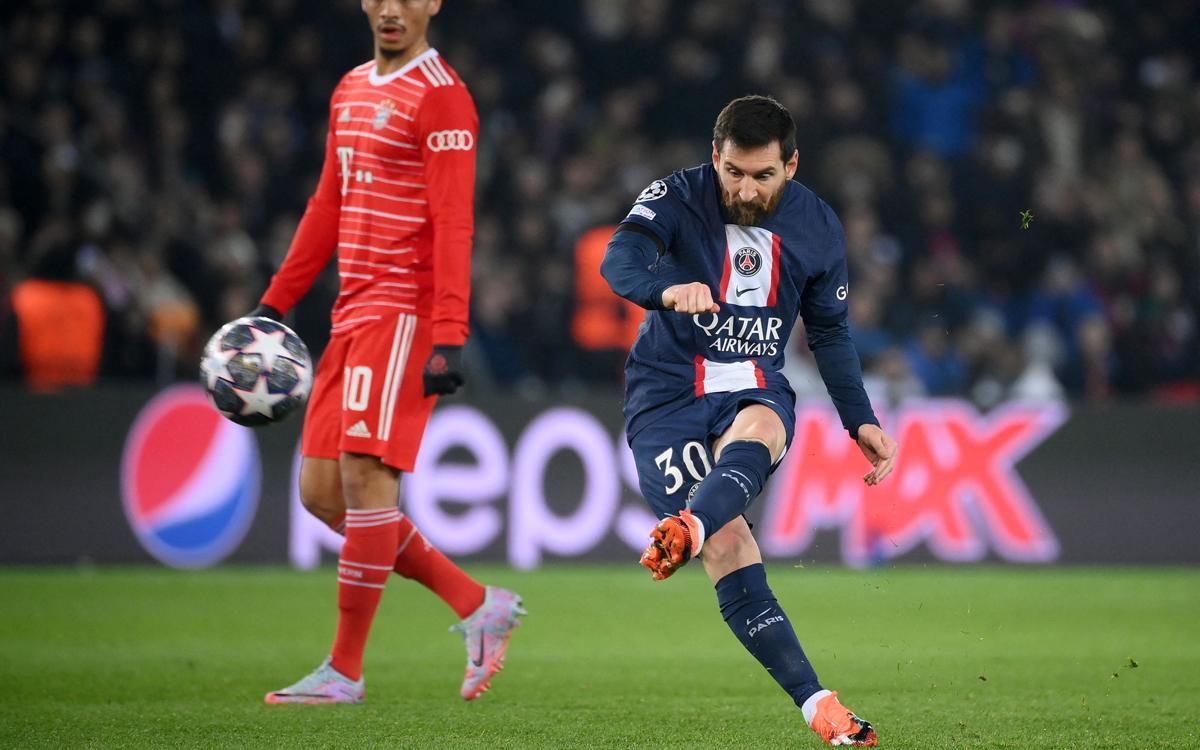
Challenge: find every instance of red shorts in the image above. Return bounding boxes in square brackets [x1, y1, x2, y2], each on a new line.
[301, 312, 435, 471]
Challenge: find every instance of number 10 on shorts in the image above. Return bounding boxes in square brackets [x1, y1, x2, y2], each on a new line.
[343, 366, 372, 411]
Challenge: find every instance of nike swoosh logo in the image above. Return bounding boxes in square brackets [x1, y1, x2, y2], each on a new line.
[472, 636, 485, 667]
[745, 607, 773, 625]
[735, 286, 760, 297]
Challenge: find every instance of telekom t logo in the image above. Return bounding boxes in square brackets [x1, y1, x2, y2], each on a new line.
[761, 401, 1067, 566]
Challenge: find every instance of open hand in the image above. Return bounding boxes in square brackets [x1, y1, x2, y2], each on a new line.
[856, 423, 897, 486]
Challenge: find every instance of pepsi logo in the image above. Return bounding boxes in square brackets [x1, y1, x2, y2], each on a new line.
[121, 384, 260, 568]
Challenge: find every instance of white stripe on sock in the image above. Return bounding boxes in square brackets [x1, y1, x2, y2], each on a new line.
[338, 577, 387, 590]
[338, 560, 394, 571]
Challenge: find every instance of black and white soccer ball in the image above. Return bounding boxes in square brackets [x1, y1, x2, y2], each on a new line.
[200, 316, 313, 427]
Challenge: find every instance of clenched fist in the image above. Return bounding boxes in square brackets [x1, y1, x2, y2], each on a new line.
[662, 282, 720, 314]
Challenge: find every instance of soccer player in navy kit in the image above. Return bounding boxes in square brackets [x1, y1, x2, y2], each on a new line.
[601, 95, 897, 746]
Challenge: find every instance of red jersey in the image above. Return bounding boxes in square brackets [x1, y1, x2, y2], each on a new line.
[261, 49, 477, 346]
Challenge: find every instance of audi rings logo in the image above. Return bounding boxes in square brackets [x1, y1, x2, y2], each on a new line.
[426, 129, 474, 152]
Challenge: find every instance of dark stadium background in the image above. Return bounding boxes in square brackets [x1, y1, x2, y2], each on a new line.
[2, 0, 1197, 401]
[3, 0, 1197, 566]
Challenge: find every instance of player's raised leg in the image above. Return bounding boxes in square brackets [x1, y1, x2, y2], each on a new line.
[641, 403, 784, 579]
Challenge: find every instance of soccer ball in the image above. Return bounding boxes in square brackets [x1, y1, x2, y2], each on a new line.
[200, 316, 313, 427]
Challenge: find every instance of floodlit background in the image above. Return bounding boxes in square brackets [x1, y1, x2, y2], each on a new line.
[0, 2, 1197, 747]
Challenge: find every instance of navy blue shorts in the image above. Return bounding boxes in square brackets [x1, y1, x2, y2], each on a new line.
[627, 388, 796, 519]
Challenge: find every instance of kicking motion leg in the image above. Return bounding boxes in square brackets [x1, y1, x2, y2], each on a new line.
[641, 404, 783, 579]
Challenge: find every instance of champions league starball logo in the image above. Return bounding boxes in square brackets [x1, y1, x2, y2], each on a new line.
[636, 180, 668, 203]
[734, 247, 762, 276]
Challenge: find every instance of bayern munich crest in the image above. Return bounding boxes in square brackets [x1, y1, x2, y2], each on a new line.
[636, 180, 668, 203]
[373, 99, 396, 130]
[734, 246, 762, 276]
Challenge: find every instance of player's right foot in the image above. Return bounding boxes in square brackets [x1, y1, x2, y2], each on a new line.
[450, 586, 526, 701]
[263, 657, 364, 705]
[808, 690, 878, 746]
[639, 509, 704, 580]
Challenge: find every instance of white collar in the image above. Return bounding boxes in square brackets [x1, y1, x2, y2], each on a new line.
[367, 47, 439, 86]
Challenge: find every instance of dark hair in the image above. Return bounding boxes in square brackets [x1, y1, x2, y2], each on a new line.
[713, 95, 797, 162]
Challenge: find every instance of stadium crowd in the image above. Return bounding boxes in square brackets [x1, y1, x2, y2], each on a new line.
[1, 0, 1197, 406]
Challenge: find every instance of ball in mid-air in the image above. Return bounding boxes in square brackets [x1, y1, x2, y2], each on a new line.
[200, 316, 312, 427]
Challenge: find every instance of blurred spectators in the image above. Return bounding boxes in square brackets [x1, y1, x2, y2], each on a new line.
[1, 0, 1197, 405]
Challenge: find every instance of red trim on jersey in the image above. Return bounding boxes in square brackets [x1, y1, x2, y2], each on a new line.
[694, 355, 707, 397]
[752, 359, 766, 388]
[718, 241, 733, 301]
[766, 233, 782, 307]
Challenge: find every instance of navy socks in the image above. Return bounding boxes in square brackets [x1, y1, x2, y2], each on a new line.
[688, 440, 772, 537]
[715, 563, 822, 708]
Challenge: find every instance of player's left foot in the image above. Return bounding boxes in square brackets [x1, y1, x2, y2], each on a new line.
[450, 586, 526, 701]
[640, 509, 704, 580]
[808, 690, 878, 746]
[263, 657, 364, 705]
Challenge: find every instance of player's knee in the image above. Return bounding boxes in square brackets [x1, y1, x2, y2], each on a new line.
[700, 519, 758, 569]
[298, 483, 343, 524]
[338, 452, 398, 507]
[724, 408, 786, 461]
[299, 461, 343, 524]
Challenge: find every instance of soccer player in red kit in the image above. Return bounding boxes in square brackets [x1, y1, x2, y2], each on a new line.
[256, 0, 524, 704]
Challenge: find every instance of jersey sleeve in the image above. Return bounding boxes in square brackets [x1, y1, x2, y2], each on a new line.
[417, 82, 478, 346]
[799, 211, 850, 326]
[259, 88, 343, 316]
[800, 209, 879, 438]
[617, 178, 683, 253]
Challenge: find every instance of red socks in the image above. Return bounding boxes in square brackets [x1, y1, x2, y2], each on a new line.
[323, 512, 485, 620]
[393, 515, 485, 618]
[330, 508, 400, 681]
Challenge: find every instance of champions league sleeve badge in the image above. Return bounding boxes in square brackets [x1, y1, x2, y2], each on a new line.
[636, 180, 668, 203]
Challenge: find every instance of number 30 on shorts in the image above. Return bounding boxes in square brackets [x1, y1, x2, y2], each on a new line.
[343, 366, 372, 411]
[655, 441, 713, 495]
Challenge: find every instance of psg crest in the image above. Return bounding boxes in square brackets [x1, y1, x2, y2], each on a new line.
[734, 246, 762, 276]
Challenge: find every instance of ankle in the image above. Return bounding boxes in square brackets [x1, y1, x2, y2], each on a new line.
[801, 689, 833, 726]
[681, 509, 707, 556]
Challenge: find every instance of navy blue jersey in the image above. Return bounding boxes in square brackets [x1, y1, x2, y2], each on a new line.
[614, 164, 856, 437]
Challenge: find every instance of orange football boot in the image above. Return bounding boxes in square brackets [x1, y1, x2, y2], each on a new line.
[639, 510, 704, 580]
[809, 691, 878, 746]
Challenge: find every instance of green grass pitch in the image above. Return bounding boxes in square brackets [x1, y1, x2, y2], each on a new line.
[1, 565, 1197, 749]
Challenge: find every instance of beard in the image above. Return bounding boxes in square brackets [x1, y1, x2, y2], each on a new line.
[722, 185, 785, 226]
